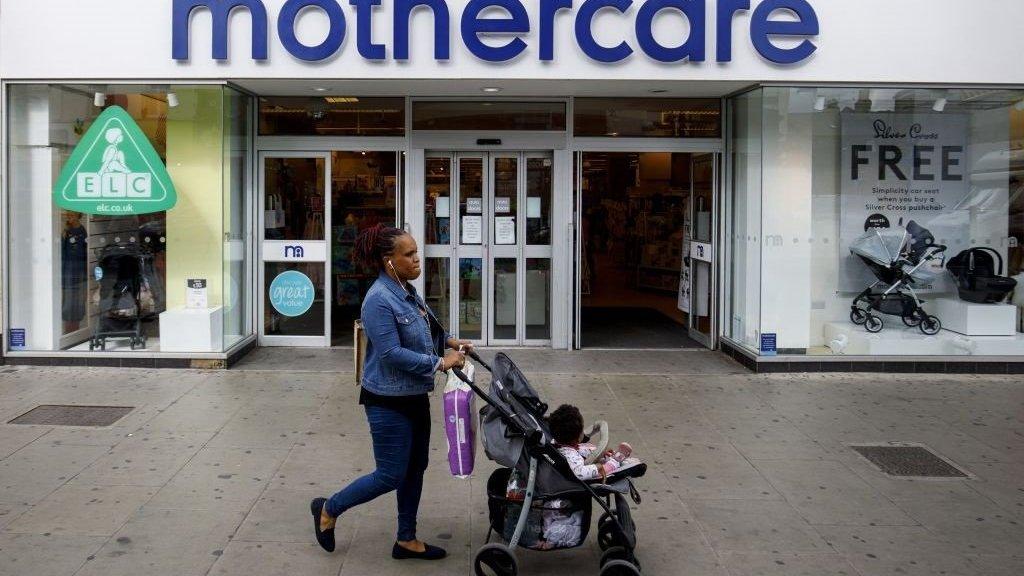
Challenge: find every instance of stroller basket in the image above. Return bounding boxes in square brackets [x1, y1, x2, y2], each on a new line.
[486, 468, 594, 551]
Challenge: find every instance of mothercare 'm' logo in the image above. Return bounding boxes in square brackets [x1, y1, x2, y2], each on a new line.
[54, 106, 177, 215]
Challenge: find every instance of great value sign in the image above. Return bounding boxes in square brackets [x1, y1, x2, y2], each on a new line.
[53, 106, 177, 215]
[172, 0, 820, 65]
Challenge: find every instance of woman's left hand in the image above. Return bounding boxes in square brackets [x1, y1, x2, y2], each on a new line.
[455, 339, 475, 353]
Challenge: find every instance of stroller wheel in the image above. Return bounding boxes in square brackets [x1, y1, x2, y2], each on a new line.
[919, 315, 942, 336]
[864, 315, 884, 333]
[850, 308, 868, 325]
[600, 559, 641, 576]
[902, 314, 922, 327]
[601, 546, 639, 570]
[474, 543, 517, 576]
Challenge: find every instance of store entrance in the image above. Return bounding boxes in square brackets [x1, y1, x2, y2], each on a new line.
[422, 152, 553, 346]
[577, 152, 718, 349]
[258, 151, 400, 347]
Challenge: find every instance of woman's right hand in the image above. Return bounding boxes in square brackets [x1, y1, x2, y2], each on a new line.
[441, 349, 466, 371]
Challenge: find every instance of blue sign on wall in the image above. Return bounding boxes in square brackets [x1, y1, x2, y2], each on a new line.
[9, 328, 26, 350]
[760, 332, 777, 356]
[269, 271, 315, 317]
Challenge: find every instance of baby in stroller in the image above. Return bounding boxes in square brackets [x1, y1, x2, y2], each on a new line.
[526, 405, 640, 550]
[548, 405, 635, 481]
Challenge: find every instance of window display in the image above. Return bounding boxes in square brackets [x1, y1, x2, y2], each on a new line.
[727, 87, 1024, 357]
[6, 84, 252, 353]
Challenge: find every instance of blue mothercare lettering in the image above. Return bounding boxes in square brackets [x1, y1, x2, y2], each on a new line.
[171, 0, 819, 64]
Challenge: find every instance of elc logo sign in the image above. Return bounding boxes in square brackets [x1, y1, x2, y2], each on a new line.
[54, 106, 177, 215]
[173, 0, 819, 65]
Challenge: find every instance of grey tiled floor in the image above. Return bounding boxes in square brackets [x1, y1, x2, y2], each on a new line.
[0, 350, 1021, 576]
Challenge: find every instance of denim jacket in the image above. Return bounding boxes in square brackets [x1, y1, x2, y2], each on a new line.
[360, 271, 451, 396]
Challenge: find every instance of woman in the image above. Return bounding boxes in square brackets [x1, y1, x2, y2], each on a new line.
[311, 224, 470, 560]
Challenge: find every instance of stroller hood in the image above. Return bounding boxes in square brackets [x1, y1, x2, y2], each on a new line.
[849, 228, 907, 267]
[479, 353, 549, 469]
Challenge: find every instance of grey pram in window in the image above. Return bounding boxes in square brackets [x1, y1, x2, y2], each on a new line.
[848, 221, 948, 334]
[452, 352, 646, 576]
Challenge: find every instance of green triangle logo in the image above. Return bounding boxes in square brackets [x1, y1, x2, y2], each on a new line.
[54, 105, 177, 215]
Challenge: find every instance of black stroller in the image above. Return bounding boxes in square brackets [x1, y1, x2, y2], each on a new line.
[849, 221, 948, 335]
[452, 352, 647, 576]
[90, 243, 157, 350]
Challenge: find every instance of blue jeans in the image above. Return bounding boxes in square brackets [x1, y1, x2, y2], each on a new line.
[325, 404, 430, 542]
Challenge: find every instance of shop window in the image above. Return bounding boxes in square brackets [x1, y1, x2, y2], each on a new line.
[259, 97, 405, 136]
[574, 98, 721, 138]
[726, 87, 1024, 357]
[412, 101, 566, 131]
[6, 84, 252, 354]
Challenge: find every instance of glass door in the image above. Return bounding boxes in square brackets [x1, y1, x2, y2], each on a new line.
[688, 153, 717, 347]
[259, 152, 331, 347]
[424, 151, 552, 346]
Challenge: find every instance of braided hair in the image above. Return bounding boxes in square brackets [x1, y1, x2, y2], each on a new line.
[353, 223, 407, 271]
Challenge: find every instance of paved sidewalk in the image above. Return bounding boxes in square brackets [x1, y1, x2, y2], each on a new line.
[0, 349, 1021, 576]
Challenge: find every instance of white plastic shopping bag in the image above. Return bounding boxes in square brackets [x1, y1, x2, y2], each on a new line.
[443, 362, 476, 478]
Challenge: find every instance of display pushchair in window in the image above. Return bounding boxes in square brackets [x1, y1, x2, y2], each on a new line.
[848, 220, 948, 335]
[451, 352, 647, 576]
[90, 243, 156, 350]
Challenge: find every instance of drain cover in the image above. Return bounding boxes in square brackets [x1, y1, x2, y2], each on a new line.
[8, 405, 134, 427]
[851, 445, 968, 478]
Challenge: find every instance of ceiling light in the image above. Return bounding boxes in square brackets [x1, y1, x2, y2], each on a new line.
[167, 92, 179, 108]
[814, 95, 826, 111]
[93, 92, 106, 107]
[481, 87, 502, 93]
[932, 97, 947, 112]
[312, 87, 327, 92]
[325, 97, 359, 103]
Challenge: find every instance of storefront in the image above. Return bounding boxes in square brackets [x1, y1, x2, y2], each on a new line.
[1, 1, 1022, 370]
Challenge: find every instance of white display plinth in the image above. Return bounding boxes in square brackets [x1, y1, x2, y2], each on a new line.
[159, 306, 223, 352]
[823, 321, 1024, 356]
[933, 298, 1017, 336]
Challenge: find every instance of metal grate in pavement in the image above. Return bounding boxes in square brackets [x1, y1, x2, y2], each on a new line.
[8, 405, 134, 427]
[851, 444, 968, 478]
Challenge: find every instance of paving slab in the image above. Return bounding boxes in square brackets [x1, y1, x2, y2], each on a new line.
[752, 459, 917, 526]
[719, 552, 861, 576]
[4, 483, 155, 536]
[0, 442, 111, 505]
[146, 446, 288, 511]
[74, 507, 246, 576]
[688, 499, 830, 554]
[0, 532, 107, 576]
[209, 541, 347, 576]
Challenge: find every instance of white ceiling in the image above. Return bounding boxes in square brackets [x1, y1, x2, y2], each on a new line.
[232, 78, 753, 98]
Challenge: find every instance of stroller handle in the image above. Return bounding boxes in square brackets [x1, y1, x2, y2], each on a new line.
[465, 349, 491, 371]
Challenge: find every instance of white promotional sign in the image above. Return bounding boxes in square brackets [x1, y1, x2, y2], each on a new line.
[186, 278, 208, 309]
[839, 113, 968, 291]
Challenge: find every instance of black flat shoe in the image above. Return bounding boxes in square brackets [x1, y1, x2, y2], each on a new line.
[392, 542, 447, 560]
[310, 498, 335, 552]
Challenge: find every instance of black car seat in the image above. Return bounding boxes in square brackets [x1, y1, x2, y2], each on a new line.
[946, 247, 1018, 304]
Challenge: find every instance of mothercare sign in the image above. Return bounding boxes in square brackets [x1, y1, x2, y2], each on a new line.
[839, 112, 968, 290]
[54, 106, 177, 215]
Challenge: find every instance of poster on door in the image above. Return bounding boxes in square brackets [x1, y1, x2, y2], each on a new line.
[678, 236, 691, 313]
[839, 113, 969, 291]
